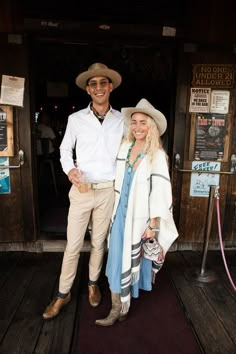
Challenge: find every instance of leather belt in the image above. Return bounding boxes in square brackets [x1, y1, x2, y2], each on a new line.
[89, 181, 114, 190]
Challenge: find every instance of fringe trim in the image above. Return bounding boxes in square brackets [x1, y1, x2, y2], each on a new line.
[151, 261, 164, 284]
[131, 270, 139, 285]
[152, 270, 157, 284]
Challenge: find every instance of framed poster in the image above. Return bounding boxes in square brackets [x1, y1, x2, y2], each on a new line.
[189, 112, 229, 161]
[0, 105, 14, 156]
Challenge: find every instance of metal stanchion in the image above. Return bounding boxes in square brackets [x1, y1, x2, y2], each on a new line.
[185, 185, 218, 285]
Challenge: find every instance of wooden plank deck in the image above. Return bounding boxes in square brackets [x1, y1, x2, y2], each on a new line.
[0, 250, 235, 354]
[166, 251, 236, 354]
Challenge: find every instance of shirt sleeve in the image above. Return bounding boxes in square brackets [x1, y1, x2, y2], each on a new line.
[60, 116, 77, 175]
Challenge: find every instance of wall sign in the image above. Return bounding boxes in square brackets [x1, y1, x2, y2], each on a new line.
[210, 90, 230, 114]
[190, 161, 220, 197]
[0, 105, 14, 157]
[189, 87, 211, 113]
[0, 75, 25, 107]
[192, 64, 234, 88]
[0, 157, 10, 194]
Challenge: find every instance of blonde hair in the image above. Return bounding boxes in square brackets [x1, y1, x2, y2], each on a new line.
[125, 115, 166, 162]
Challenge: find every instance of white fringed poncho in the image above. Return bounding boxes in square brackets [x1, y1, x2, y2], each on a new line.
[108, 141, 179, 309]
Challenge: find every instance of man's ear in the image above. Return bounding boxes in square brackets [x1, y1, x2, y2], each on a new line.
[86, 87, 90, 95]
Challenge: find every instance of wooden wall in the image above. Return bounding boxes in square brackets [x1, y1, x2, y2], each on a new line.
[172, 45, 236, 249]
[0, 0, 236, 249]
[0, 0, 23, 33]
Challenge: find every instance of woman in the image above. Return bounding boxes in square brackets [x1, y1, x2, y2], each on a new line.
[96, 98, 178, 326]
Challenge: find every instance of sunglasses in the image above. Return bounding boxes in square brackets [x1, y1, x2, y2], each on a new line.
[87, 79, 110, 89]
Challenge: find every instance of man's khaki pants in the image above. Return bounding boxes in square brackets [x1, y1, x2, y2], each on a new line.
[59, 184, 115, 294]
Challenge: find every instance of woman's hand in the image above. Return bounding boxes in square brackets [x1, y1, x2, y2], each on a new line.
[142, 217, 160, 240]
[142, 228, 156, 240]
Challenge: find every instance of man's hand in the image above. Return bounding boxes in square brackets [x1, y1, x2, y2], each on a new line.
[68, 168, 82, 188]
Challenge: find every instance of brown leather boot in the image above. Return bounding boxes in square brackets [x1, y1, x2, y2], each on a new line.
[95, 292, 127, 326]
[88, 284, 101, 307]
[42, 292, 71, 320]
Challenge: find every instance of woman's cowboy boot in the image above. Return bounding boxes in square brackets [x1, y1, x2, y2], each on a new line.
[95, 292, 127, 326]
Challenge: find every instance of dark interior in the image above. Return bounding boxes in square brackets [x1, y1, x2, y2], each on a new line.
[23, 1, 183, 236]
[23, 0, 189, 26]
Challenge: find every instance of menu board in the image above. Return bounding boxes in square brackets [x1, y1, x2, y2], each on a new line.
[193, 113, 226, 161]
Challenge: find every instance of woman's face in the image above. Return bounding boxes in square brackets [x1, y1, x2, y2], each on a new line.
[130, 112, 149, 142]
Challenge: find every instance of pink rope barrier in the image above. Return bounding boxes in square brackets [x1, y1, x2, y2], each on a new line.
[216, 195, 236, 292]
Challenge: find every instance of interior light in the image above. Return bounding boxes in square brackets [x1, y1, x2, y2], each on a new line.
[99, 24, 111, 30]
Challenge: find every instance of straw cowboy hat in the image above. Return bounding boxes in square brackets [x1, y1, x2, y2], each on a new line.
[75, 63, 122, 90]
[121, 98, 167, 136]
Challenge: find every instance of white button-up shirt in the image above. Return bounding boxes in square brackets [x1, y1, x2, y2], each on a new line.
[60, 104, 124, 182]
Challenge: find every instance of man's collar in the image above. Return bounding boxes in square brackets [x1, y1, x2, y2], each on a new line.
[87, 102, 113, 114]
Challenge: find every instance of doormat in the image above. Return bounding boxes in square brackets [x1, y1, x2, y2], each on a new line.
[76, 257, 202, 354]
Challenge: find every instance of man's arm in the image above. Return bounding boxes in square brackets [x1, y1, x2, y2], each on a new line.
[60, 116, 77, 175]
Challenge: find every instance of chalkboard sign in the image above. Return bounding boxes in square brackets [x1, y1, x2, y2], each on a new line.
[0, 108, 7, 151]
[0, 105, 13, 156]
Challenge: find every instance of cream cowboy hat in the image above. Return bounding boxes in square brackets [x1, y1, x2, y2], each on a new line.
[122, 98, 167, 136]
[75, 63, 122, 90]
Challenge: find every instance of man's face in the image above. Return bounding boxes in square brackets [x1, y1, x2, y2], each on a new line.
[86, 76, 113, 105]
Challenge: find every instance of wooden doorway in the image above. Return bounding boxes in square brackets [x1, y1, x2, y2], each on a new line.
[0, 34, 37, 243]
[28, 34, 178, 240]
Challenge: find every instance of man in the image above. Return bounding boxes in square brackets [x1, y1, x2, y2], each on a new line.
[43, 63, 124, 320]
[36, 111, 57, 157]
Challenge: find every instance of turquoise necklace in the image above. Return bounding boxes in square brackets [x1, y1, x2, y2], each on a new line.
[126, 141, 145, 173]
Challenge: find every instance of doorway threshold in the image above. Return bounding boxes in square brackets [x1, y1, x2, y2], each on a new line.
[41, 239, 92, 252]
[0, 240, 91, 252]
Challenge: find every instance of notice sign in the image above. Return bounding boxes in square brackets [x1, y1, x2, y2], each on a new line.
[0, 157, 10, 194]
[190, 161, 220, 197]
[0, 75, 25, 107]
[210, 90, 230, 114]
[189, 88, 211, 113]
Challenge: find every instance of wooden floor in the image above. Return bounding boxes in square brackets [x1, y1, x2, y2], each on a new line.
[0, 250, 235, 354]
